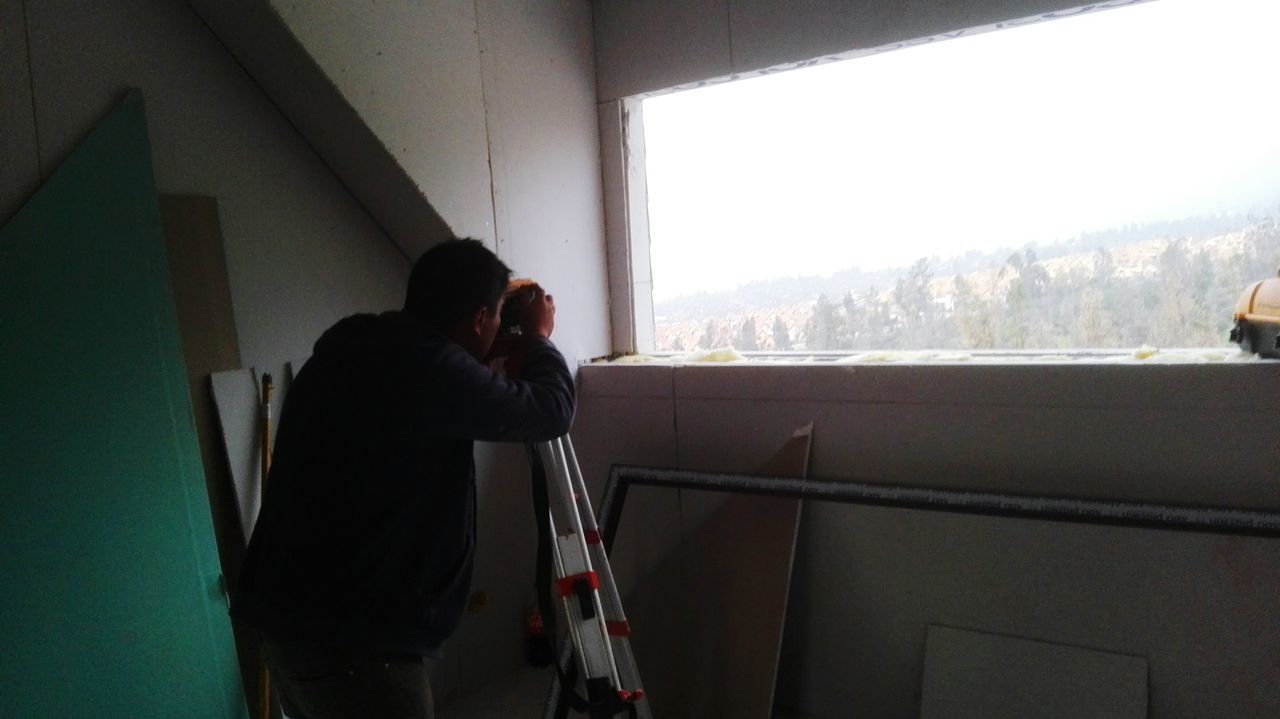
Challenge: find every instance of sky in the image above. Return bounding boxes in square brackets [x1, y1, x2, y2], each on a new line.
[642, 0, 1280, 302]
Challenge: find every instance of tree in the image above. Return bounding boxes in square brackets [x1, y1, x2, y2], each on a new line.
[771, 316, 792, 350]
[952, 274, 996, 349]
[737, 316, 759, 351]
[804, 294, 843, 350]
[698, 319, 717, 350]
[1077, 287, 1115, 347]
[893, 258, 934, 348]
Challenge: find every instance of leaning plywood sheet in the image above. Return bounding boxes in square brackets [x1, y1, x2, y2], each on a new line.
[625, 424, 811, 718]
[920, 625, 1148, 719]
[0, 90, 246, 718]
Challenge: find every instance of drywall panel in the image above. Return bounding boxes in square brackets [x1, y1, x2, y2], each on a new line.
[579, 365, 1280, 717]
[476, 0, 611, 367]
[25, 0, 409, 370]
[579, 364, 673, 399]
[775, 503, 1279, 718]
[160, 195, 260, 709]
[673, 395, 1279, 509]
[592, 0, 1132, 100]
[728, 0, 1117, 75]
[616, 428, 807, 718]
[454, 443, 539, 695]
[0, 91, 245, 718]
[0, 0, 39, 222]
[690, 429, 808, 718]
[626, 487, 801, 719]
[670, 362, 1280, 411]
[572, 394, 679, 591]
[919, 626, 1148, 719]
[594, 0, 734, 102]
[264, 0, 494, 249]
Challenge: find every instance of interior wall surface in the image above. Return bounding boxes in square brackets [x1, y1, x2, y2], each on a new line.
[573, 364, 1280, 718]
[10, 0, 410, 371]
[592, 0, 1142, 101]
[266, 0, 610, 692]
[6, 0, 612, 703]
[267, 0, 497, 249]
[265, 0, 611, 369]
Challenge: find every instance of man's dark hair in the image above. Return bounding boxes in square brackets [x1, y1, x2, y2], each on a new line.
[404, 238, 511, 331]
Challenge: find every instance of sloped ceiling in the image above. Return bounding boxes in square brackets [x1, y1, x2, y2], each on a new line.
[190, 0, 490, 260]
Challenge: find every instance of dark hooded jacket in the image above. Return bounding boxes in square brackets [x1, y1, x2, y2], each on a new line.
[231, 311, 574, 657]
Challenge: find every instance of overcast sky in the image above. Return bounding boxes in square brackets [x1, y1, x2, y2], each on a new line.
[643, 0, 1280, 302]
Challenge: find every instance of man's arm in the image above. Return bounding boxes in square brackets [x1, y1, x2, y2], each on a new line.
[427, 336, 575, 442]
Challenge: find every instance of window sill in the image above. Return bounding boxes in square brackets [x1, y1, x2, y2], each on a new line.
[596, 347, 1268, 366]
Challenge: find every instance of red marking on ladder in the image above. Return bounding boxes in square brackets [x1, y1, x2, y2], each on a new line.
[584, 529, 602, 545]
[606, 620, 631, 637]
[618, 689, 644, 703]
[555, 571, 599, 597]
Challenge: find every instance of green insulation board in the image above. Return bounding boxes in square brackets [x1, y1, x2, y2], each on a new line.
[0, 91, 247, 718]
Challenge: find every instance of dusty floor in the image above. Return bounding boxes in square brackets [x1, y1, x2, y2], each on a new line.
[438, 666, 553, 719]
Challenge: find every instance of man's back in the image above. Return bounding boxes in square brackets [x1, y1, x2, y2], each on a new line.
[232, 310, 574, 657]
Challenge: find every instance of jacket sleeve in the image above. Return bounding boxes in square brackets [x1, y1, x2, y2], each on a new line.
[424, 336, 576, 442]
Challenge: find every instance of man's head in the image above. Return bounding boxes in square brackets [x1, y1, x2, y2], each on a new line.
[404, 239, 511, 358]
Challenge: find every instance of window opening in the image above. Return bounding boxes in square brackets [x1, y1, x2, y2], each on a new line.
[640, 0, 1280, 355]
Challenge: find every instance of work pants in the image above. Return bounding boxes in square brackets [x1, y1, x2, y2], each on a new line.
[262, 639, 435, 719]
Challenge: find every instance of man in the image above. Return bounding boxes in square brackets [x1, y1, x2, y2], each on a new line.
[232, 239, 575, 718]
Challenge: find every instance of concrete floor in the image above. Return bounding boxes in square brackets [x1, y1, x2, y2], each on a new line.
[438, 666, 553, 719]
[438, 666, 812, 718]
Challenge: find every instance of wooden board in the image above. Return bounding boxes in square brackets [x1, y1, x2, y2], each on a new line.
[623, 424, 811, 718]
[920, 625, 1148, 719]
[0, 90, 247, 718]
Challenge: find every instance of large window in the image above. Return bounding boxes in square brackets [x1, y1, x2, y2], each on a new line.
[639, 0, 1280, 354]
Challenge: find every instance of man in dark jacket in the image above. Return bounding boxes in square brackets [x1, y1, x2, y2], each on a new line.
[231, 239, 575, 718]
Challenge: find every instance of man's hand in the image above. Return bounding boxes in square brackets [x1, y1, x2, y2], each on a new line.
[519, 283, 555, 340]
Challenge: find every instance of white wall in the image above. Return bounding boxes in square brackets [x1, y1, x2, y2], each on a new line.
[4, 0, 410, 372]
[241, 2, 611, 695]
[4, 0, 611, 706]
[581, 3, 1280, 713]
[572, 363, 1280, 717]
[200, 0, 612, 369]
[592, 0, 1148, 101]
[268, 0, 497, 249]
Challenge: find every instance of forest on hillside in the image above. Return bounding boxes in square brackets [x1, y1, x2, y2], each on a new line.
[657, 213, 1280, 352]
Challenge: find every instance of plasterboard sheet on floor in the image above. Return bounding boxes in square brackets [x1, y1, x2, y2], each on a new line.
[920, 625, 1148, 719]
[775, 502, 1280, 717]
[437, 664, 547, 719]
[623, 425, 809, 718]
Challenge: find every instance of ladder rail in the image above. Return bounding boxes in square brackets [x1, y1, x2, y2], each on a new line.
[538, 441, 623, 691]
[534, 437, 649, 717]
[558, 437, 647, 708]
